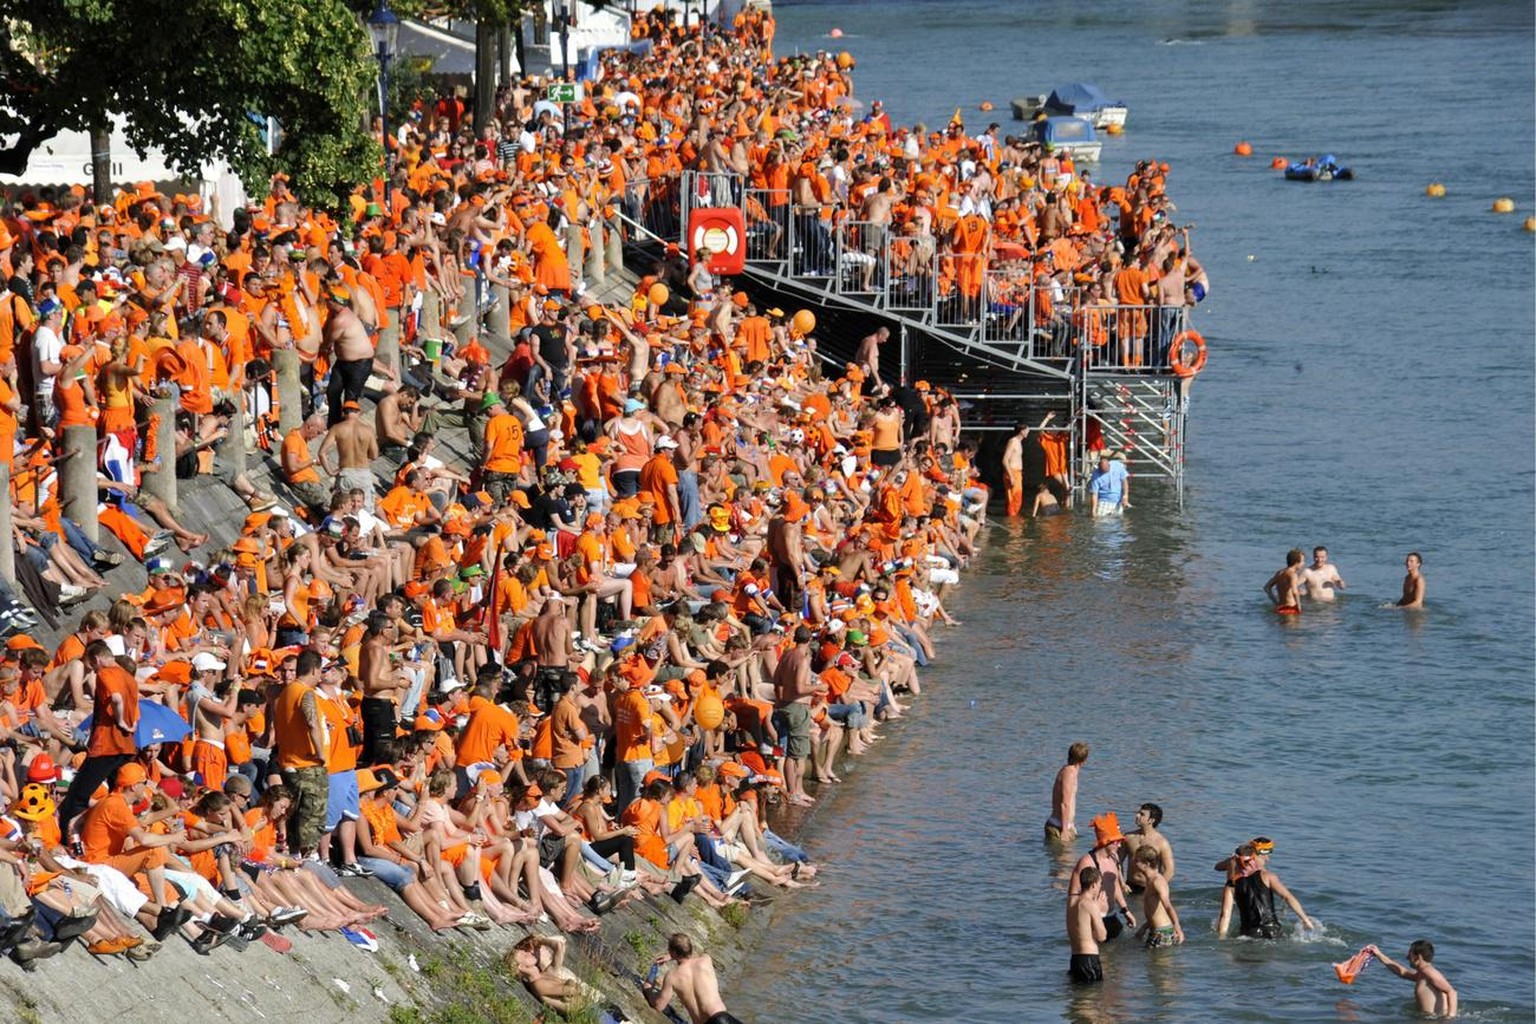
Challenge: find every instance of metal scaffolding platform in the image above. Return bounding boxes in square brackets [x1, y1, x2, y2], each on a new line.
[613, 171, 1194, 502]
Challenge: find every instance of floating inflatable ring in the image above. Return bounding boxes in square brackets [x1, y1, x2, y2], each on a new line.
[1169, 330, 1208, 377]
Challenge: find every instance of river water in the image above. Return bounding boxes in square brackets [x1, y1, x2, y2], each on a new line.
[728, 1, 1536, 1021]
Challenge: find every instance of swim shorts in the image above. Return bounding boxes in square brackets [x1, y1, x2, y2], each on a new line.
[705, 1013, 746, 1024]
[1275, 605, 1301, 616]
[778, 702, 812, 760]
[1146, 925, 1177, 949]
[1069, 953, 1103, 984]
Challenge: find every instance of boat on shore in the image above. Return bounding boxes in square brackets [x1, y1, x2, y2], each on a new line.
[1010, 82, 1127, 128]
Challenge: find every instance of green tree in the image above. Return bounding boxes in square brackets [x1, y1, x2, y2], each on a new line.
[0, 0, 380, 201]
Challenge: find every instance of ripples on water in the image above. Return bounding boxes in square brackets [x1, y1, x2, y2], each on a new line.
[731, 2, 1533, 1022]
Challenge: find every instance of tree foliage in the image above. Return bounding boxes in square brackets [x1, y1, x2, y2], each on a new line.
[0, 0, 381, 201]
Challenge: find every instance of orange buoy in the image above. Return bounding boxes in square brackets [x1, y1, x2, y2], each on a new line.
[1524, 216, 1536, 232]
[1104, 123, 1123, 136]
[1424, 182, 1446, 197]
[790, 310, 816, 336]
[1270, 157, 1287, 170]
[1169, 330, 1208, 378]
[836, 51, 854, 69]
[1492, 197, 1515, 214]
[1234, 141, 1253, 157]
[979, 101, 994, 112]
[647, 282, 669, 306]
[694, 690, 725, 731]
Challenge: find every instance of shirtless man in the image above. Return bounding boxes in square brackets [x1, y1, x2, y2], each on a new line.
[358, 612, 406, 765]
[772, 626, 824, 808]
[318, 400, 379, 510]
[1132, 846, 1185, 948]
[1045, 742, 1087, 842]
[1264, 548, 1305, 615]
[644, 933, 742, 1024]
[1122, 802, 1175, 890]
[1299, 545, 1347, 602]
[375, 386, 425, 449]
[1001, 421, 1027, 517]
[854, 326, 889, 389]
[1067, 866, 1108, 984]
[1397, 551, 1425, 609]
[1367, 940, 1458, 1018]
[321, 289, 394, 427]
[765, 500, 806, 614]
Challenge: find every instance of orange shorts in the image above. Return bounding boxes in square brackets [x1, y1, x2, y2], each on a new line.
[192, 740, 228, 793]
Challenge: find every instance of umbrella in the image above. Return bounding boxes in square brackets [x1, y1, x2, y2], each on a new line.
[77, 700, 192, 749]
[532, 100, 561, 120]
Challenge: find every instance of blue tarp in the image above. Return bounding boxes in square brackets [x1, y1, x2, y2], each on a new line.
[1045, 83, 1120, 114]
[1036, 116, 1097, 144]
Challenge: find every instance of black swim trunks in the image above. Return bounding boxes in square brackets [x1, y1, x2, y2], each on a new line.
[1069, 953, 1103, 984]
[705, 1012, 746, 1024]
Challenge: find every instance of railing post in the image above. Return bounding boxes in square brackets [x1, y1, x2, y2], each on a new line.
[585, 215, 605, 286]
[0, 462, 14, 587]
[140, 391, 179, 509]
[217, 387, 248, 482]
[486, 282, 511, 350]
[61, 425, 98, 543]
[565, 221, 584, 289]
[606, 210, 623, 271]
[271, 348, 303, 436]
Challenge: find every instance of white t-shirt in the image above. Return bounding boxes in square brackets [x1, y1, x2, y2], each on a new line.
[32, 324, 63, 398]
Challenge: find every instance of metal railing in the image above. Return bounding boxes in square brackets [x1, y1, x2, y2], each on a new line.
[659, 169, 1193, 378]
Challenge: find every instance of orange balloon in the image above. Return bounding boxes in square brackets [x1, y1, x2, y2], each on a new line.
[647, 282, 669, 306]
[694, 691, 725, 731]
[791, 310, 816, 336]
[836, 51, 854, 69]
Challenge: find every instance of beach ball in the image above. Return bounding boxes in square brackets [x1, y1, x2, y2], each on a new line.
[1491, 197, 1515, 214]
[695, 691, 725, 731]
[1233, 141, 1253, 157]
[791, 309, 816, 336]
[647, 282, 669, 306]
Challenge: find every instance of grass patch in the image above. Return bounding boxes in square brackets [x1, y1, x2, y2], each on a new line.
[720, 902, 749, 929]
[383, 945, 536, 1024]
[623, 930, 650, 961]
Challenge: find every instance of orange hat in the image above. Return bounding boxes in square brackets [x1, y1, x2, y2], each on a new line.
[5, 635, 43, 652]
[716, 761, 749, 780]
[115, 763, 148, 789]
[642, 770, 670, 786]
[478, 770, 504, 787]
[143, 589, 184, 616]
[1092, 812, 1126, 846]
[509, 490, 531, 509]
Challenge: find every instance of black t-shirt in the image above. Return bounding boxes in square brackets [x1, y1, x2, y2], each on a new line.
[532, 324, 566, 368]
[522, 489, 570, 531]
[891, 386, 930, 433]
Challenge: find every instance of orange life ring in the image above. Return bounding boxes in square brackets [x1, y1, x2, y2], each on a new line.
[1169, 330, 1207, 377]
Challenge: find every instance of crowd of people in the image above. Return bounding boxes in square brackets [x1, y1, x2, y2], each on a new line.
[0, 6, 1021, 1019]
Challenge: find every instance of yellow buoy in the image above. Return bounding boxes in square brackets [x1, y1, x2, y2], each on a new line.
[978, 101, 994, 112]
[1524, 216, 1536, 232]
[1424, 183, 1446, 198]
[1492, 196, 1515, 214]
[1104, 123, 1123, 136]
[1233, 141, 1253, 157]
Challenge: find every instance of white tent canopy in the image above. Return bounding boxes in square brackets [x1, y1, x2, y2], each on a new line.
[0, 116, 248, 230]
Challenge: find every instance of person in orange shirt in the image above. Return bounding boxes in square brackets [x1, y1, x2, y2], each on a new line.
[455, 670, 527, 793]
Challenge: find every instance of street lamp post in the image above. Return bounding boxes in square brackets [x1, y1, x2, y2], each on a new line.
[368, 0, 401, 206]
[559, 1, 572, 137]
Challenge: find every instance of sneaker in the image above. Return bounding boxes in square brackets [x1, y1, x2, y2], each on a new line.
[457, 912, 493, 931]
[143, 532, 175, 558]
[237, 918, 269, 942]
[10, 939, 62, 970]
[191, 928, 228, 956]
[205, 913, 242, 934]
[92, 551, 124, 569]
[152, 903, 193, 941]
[618, 870, 639, 888]
[336, 862, 371, 878]
[267, 906, 309, 928]
[58, 583, 91, 605]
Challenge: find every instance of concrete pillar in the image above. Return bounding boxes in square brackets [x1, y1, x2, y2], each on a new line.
[452, 309, 475, 349]
[217, 388, 248, 481]
[0, 462, 14, 587]
[585, 217, 605, 286]
[565, 222, 583, 288]
[61, 425, 98, 543]
[139, 392, 178, 510]
[421, 289, 443, 343]
[272, 348, 303, 436]
[486, 283, 511, 351]
[606, 212, 623, 274]
[376, 314, 402, 378]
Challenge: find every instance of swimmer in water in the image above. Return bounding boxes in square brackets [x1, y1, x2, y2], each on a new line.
[1396, 551, 1425, 609]
[1299, 546, 1346, 602]
[1215, 837, 1315, 939]
[1132, 846, 1184, 947]
[1067, 866, 1107, 984]
[1264, 548, 1305, 615]
[1044, 742, 1087, 842]
[1366, 940, 1458, 1018]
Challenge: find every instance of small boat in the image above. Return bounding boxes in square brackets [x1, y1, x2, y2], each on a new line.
[1030, 116, 1102, 162]
[1011, 83, 1127, 129]
[1283, 154, 1354, 182]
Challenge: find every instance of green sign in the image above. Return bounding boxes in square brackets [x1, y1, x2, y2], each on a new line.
[546, 83, 580, 104]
